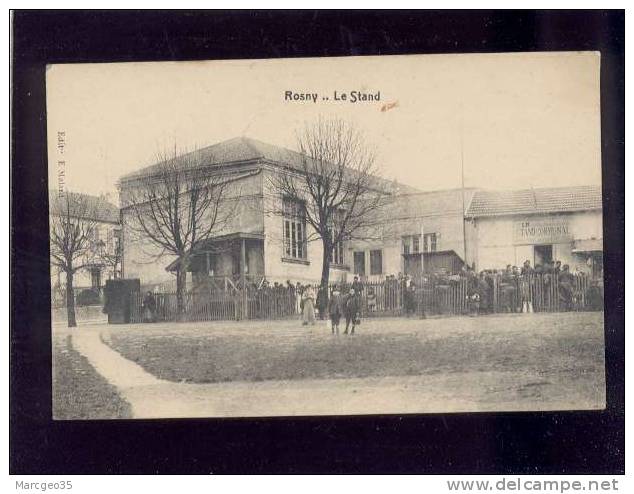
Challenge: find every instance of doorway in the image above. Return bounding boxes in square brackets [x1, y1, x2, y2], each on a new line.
[534, 244, 553, 267]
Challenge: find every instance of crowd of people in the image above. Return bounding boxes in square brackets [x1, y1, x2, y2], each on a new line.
[139, 262, 602, 324]
[460, 260, 603, 315]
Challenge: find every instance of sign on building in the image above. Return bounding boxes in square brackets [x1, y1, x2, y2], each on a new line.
[513, 219, 572, 245]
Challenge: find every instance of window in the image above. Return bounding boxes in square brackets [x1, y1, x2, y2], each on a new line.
[423, 233, 437, 253]
[108, 228, 121, 254]
[402, 234, 422, 255]
[370, 249, 383, 275]
[402, 236, 411, 255]
[353, 251, 366, 275]
[412, 235, 421, 253]
[283, 198, 307, 260]
[90, 268, 102, 289]
[113, 230, 121, 254]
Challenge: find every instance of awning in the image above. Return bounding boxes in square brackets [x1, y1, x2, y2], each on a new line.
[572, 238, 603, 253]
[164, 232, 265, 272]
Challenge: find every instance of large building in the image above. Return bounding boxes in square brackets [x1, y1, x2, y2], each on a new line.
[464, 186, 603, 277]
[118, 137, 415, 290]
[118, 137, 604, 290]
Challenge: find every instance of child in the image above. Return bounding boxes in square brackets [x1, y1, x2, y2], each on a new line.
[366, 287, 377, 312]
[328, 285, 343, 335]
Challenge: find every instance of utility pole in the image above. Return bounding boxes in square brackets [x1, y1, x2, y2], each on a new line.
[460, 109, 468, 269]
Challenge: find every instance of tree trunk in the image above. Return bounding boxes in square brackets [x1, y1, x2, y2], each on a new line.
[319, 242, 331, 319]
[176, 266, 187, 319]
[65, 270, 77, 328]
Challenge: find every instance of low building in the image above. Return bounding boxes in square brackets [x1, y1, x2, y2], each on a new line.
[464, 185, 603, 277]
[347, 188, 477, 280]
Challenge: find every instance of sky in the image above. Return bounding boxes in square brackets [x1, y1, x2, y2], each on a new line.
[46, 52, 602, 204]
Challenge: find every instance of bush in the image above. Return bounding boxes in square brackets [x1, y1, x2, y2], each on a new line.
[76, 288, 101, 306]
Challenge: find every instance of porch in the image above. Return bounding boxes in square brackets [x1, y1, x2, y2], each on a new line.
[165, 232, 266, 291]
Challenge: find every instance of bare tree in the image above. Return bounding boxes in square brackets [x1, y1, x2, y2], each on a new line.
[123, 146, 234, 316]
[268, 117, 392, 312]
[50, 192, 99, 328]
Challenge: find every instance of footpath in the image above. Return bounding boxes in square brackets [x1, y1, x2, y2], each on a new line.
[67, 324, 604, 419]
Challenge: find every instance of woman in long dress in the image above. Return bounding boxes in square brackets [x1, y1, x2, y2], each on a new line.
[295, 283, 303, 315]
[302, 286, 316, 325]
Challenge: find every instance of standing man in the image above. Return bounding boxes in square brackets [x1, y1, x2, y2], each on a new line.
[405, 281, 418, 317]
[351, 276, 363, 296]
[328, 285, 344, 335]
[343, 288, 360, 335]
[142, 291, 157, 323]
[520, 260, 534, 313]
[351, 275, 364, 316]
[558, 264, 574, 310]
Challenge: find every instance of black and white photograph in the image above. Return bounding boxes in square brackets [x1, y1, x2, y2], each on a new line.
[47, 52, 607, 420]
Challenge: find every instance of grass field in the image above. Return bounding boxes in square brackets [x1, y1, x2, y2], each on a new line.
[53, 335, 133, 420]
[105, 312, 605, 386]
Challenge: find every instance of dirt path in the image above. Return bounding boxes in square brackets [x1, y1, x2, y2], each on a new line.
[122, 370, 604, 419]
[69, 322, 604, 419]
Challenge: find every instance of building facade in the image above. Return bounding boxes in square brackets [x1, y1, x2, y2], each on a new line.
[347, 188, 477, 280]
[119, 137, 409, 290]
[50, 192, 122, 304]
[464, 186, 603, 277]
[118, 137, 603, 290]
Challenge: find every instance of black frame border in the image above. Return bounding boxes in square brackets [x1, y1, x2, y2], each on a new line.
[10, 10, 625, 474]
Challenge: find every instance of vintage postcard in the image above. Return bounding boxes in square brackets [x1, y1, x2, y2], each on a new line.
[47, 53, 605, 420]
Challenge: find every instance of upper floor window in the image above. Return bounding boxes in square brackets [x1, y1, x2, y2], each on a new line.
[423, 233, 437, 253]
[107, 228, 121, 254]
[283, 197, 307, 260]
[402, 234, 422, 255]
[90, 268, 102, 289]
[412, 235, 421, 254]
[90, 225, 101, 243]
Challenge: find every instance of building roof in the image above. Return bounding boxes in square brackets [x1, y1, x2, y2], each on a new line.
[49, 191, 120, 224]
[394, 188, 478, 218]
[120, 137, 272, 182]
[465, 185, 602, 218]
[119, 136, 421, 193]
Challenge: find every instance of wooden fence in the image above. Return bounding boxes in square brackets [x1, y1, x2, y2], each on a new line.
[129, 273, 602, 323]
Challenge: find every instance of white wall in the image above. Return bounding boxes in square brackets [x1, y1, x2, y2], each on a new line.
[121, 169, 265, 287]
[261, 192, 349, 285]
[472, 210, 603, 271]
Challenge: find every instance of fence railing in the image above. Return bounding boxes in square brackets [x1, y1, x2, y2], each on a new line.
[128, 273, 602, 324]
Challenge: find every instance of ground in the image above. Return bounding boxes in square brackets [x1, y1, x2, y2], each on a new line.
[53, 334, 132, 420]
[52, 312, 606, 419]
